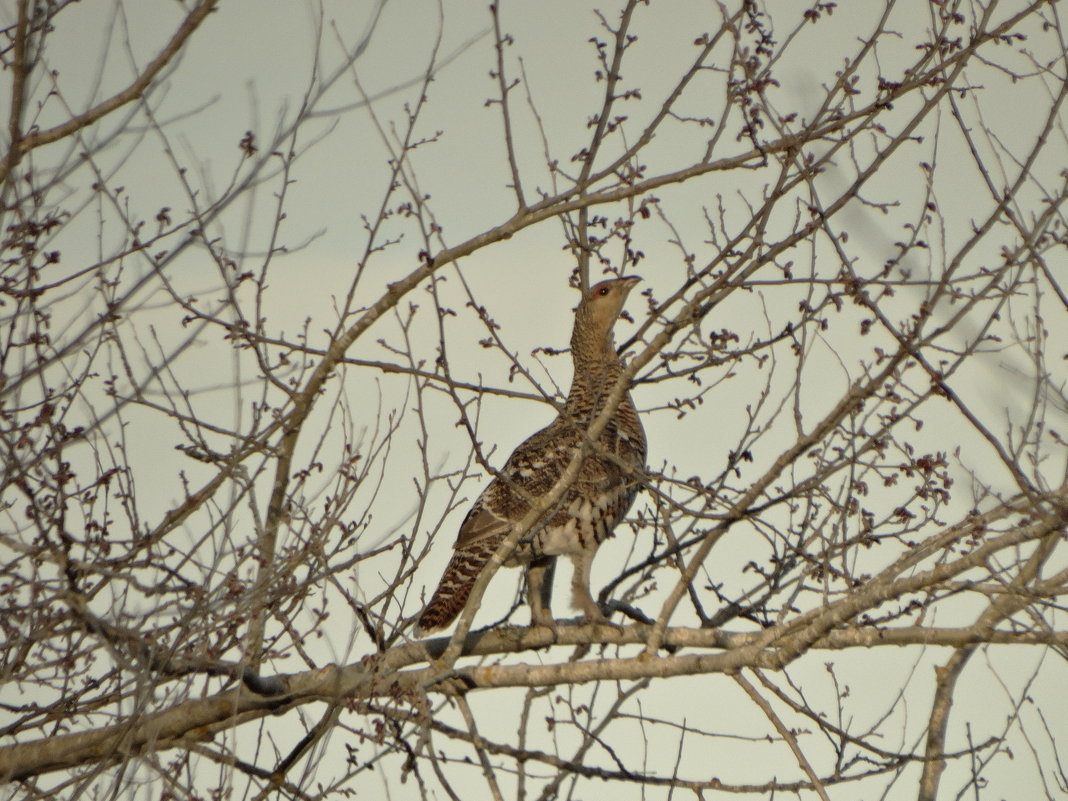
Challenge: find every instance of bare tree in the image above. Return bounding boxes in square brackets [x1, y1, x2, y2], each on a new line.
[2, 1, 1066, 798]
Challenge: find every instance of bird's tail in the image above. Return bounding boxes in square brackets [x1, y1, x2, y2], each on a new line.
[415, 539, 499, 636]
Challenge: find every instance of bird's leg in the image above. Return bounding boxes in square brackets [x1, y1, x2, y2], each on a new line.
[526, 555, 557, 631]
[569, 550, 621, 631]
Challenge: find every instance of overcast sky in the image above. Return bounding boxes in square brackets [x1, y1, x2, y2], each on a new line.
[5, 1, 1067, 797]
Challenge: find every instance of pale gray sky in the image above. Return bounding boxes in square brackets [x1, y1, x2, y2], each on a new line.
[4, 0, 1067, 797]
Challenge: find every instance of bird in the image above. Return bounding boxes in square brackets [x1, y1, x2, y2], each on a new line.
[415, 276, 647, 635]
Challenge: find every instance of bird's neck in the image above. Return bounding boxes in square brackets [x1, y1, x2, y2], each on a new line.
[566, 324, 625, 415]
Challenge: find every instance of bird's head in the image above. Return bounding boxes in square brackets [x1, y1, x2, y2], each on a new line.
[573, 275, 641, 354]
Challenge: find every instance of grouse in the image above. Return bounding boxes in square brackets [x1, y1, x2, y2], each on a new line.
[416, 276, 646, 634]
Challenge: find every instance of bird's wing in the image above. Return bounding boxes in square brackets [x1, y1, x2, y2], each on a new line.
[452, 422, 568, 550]
[454, 504, 511, 549]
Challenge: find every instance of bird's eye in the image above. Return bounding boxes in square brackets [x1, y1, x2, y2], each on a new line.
[597, 286, 609, 296]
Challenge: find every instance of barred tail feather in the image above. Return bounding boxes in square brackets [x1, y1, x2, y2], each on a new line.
[415, 541, 497, 636]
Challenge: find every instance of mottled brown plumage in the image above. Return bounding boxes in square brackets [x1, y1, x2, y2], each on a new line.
[416, 277, 646, 635]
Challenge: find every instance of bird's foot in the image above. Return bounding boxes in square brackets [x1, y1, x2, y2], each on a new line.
[580, 606, 624, 635]
[529, 608, 559, 641]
